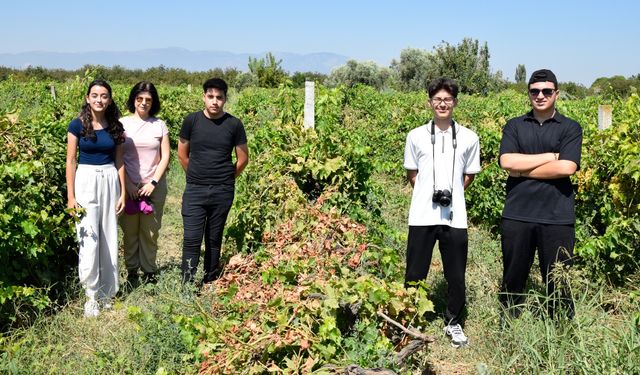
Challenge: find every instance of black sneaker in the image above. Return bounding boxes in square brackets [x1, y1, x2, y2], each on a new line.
[142, 272, 157, 284]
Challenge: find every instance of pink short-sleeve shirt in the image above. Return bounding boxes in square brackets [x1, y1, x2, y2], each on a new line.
[121, 116, 169, 184]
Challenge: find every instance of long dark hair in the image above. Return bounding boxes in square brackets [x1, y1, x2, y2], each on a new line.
[126, 81, 161, 116]
[79, 79, 124, 144]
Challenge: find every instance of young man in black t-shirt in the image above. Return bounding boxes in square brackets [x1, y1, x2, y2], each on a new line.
[177, 78, 249, 284]
[498, 69, 582, 319]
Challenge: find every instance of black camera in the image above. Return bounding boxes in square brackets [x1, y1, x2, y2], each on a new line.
[432, 189, 452, 207]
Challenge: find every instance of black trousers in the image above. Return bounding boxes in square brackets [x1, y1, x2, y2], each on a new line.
[181, 183, 234, 283]
[500, 218, 575, 319]
[405, 225, 468, 325]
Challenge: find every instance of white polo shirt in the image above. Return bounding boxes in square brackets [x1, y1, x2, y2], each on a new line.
[404, 120, 481, 229]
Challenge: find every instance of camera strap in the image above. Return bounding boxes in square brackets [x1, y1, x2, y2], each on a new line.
[431, 119, 457, 212]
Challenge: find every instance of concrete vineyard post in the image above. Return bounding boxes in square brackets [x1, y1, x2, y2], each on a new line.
[598, 105, 612, 130]
[304, 81, 315, 130]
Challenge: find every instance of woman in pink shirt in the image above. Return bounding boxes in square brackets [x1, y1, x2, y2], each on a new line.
[120, 82, 170, 286]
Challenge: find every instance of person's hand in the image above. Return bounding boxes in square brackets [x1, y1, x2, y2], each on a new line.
[66, 198, 85, 220]
[508, 170, 521, 178]
[116, 195, 126, 215]
[138, 182, 155, 197]
[126, 181, 139, 200]
[67, 198, 78, 211]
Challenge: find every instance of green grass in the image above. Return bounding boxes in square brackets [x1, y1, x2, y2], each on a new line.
[1, 269, 200, 375]
[1, 163, 639, 374]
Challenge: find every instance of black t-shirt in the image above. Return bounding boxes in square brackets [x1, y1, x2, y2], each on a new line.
[499, 110, 582, 224]
[180, 111, 247, 185]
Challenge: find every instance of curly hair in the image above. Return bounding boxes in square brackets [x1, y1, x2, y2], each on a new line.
[79, 79, 125, 144]
[427, 77, 459, 99]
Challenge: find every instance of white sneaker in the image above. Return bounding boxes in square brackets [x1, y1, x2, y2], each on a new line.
[84, 299, 100, 318]
[444, 324, 468, 348]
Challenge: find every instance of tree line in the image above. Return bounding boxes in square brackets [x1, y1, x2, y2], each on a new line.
[1, 38, 638, 98]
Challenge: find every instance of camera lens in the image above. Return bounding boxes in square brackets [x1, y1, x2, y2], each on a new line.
[440, 196, 451, 207]
[432, 189, 451, 207]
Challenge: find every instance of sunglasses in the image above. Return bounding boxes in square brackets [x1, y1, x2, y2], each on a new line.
[529, 88, 556, 97]
[136, 96, 153, 103]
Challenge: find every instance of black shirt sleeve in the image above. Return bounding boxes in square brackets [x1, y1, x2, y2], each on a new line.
[234, 120, 247, 146]
[179, 112, 195, 140]
[558, 121, 582, 170]
[498, 120, 519, 166]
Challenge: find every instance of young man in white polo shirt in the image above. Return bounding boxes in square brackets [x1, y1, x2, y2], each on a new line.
[404, 77, 481, 347]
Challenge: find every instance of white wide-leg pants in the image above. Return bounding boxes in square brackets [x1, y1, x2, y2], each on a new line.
[74, 163, 120, 301]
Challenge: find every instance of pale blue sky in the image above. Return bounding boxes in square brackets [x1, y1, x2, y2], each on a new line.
[1, 0, 638, 86]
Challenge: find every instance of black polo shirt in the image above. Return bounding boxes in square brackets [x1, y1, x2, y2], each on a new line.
[180, 111, 247, 185]
[499, 110, 582, 224]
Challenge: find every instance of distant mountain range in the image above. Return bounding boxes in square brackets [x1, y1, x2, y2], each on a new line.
[0, 47, 350, 74]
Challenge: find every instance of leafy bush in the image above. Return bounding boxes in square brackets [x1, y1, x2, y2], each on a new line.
[226, 85, 375, 250]
[155, 85, 201, 147]
[179, 203, 432, 373]
[0, 99, 76, 329]
[574, 94, 640, 282]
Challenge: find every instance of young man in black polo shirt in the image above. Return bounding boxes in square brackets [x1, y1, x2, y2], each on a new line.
[498, 69, 582, 319]
[178, 78, 249, 284]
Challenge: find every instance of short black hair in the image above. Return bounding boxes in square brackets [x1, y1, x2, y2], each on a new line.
[203, 78, 228, 97]
[528, 69, 558, 89]
[427, 77, 459, 98]
[126, 81, 161, 116]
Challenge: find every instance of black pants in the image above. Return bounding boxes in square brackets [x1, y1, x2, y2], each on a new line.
[405, 225, 468, 325]
[181, 183, 234, 283]
[500, 218, 575, 319]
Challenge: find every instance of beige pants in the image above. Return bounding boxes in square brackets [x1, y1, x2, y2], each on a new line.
[75, 164, 120, 300]
[119, 177, 167, 274]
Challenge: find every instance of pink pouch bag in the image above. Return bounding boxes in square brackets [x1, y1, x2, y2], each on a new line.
[125, 198, 154, 215]
[138, 199, 154, 215]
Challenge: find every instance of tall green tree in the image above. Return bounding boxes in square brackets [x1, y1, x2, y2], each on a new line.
[590, 75, 635, 97]
[515, 64, 526, 83]
[559, 81, 590, 99]
[326, 60, 390, 90]
[247, 52, 287, 88]
[428, 38, 492, 94]
[390, 48, 433, 91]
[290, 71, 327, 88]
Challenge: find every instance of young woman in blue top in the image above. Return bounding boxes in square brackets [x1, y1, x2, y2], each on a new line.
[65, 79, 126, 317]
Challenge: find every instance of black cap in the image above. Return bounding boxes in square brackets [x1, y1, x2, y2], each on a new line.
[528, 69, 558, 87]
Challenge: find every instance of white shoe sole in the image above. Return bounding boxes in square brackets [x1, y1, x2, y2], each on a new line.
[450, 340, 469, 348]
[84, 301, 100, 318]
